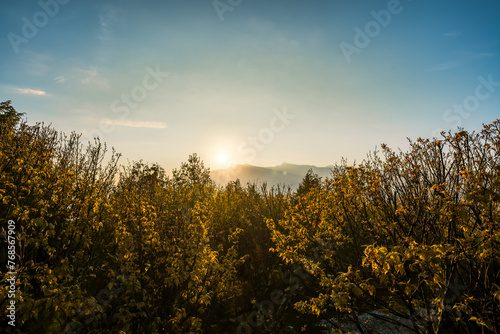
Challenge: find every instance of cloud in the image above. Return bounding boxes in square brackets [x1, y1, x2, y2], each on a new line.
[428, 52, 498, 71]
[19, 50, 52, 76]
[428, 62, 460, 71]
[55, 76, 65, 83]
[79, 68, 109, 88]
[99, 4, 118, 43]
[17, 88, 47, 96]
[467, 52, 498, 59]
[444, 31, 461, 37]
[101, 119, 167, 129]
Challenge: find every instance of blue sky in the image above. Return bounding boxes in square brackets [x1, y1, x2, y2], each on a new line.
[1, 0, 499, 171]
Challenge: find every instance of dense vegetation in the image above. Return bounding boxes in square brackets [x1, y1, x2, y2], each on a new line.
[1, 100, 499, 333]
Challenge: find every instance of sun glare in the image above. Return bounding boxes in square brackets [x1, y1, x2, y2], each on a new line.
[216, 153, 229, 167]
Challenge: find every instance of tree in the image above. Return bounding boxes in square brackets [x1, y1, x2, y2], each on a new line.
[270, 121, 500, 333]
[2, 99, 498, 333]
[0, 100, 24, 129]
[296, 168, 322, 197]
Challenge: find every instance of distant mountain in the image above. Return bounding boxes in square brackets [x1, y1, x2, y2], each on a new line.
[210, 162, 333, 189]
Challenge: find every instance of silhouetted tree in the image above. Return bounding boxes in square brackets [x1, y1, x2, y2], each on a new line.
[0, 100, 24, 128]
[296, 168, 321, 196]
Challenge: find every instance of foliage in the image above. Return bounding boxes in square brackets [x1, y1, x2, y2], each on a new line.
[270, 123, 500, 333]
[0, 100, 24, 130]
[296, 169, 321, 197]
[0, 101, 498, 333]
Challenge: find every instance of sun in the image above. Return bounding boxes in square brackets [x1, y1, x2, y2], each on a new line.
[216, 153, 229, 167]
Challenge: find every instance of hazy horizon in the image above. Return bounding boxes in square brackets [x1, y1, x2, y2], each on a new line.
[2, 0, 499, 172]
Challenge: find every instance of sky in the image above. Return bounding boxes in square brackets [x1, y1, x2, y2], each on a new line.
[1, 0, 499, 172]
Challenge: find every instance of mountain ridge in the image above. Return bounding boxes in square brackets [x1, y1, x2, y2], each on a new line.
[210, 162, 333, 189]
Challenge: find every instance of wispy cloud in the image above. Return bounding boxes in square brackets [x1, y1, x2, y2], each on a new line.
[466, 52, 498, 59]
[428, 52, 498, 71]
[428, 62, 461, 71]
[17, 88, 47, 96]
[19, 50, 52, 76]
[79, 68, 109, 88]
[99, 4, 117, 43]
[102, 119, 167, 129]
[55, 76, 65, 83]
[444, 31, 461, 37]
